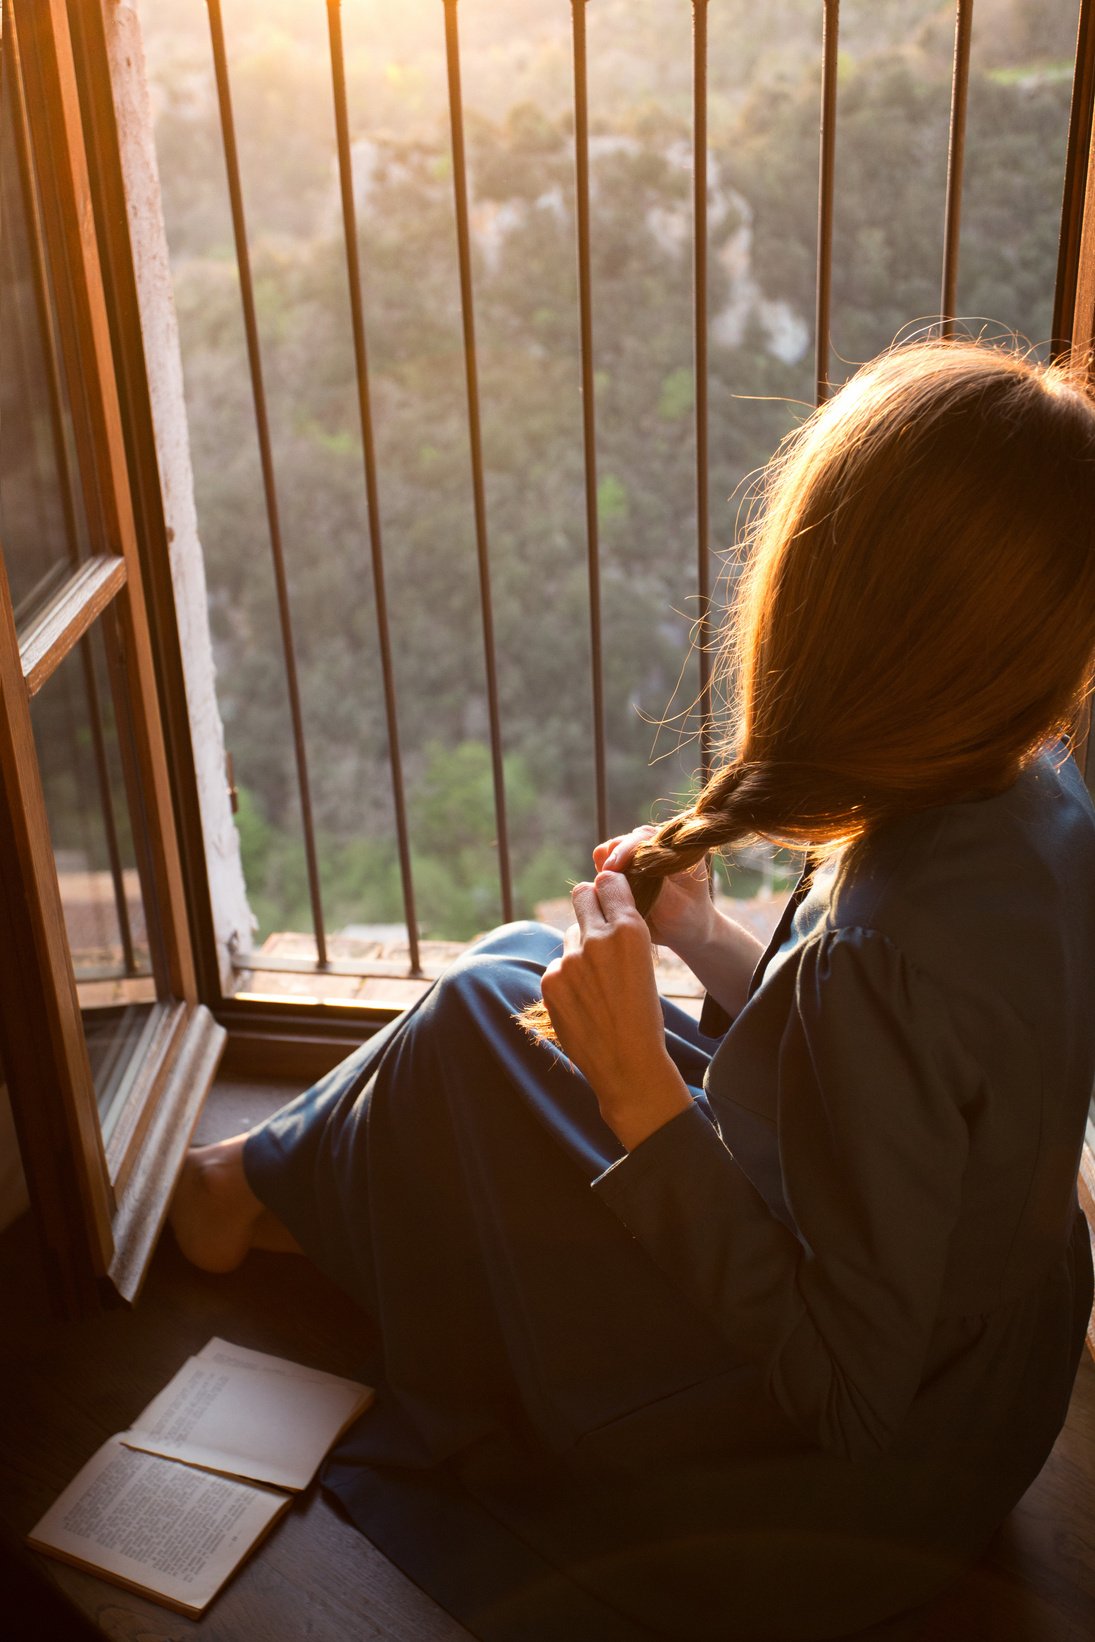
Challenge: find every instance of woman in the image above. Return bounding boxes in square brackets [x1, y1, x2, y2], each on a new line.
[173, 340, 1095, 1640]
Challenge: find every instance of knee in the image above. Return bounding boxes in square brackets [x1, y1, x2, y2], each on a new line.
[428, 923, 560, 1027]
[465, 919, 565, 963]
[423, 959, 503, 1043]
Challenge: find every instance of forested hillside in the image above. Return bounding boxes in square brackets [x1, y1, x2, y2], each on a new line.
[139, 0, 1080, 939]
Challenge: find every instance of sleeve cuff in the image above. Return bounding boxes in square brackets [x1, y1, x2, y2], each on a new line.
[592, 1101, 723, 1210]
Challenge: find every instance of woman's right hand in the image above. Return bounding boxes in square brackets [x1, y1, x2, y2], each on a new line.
[592, 826, 716, 958]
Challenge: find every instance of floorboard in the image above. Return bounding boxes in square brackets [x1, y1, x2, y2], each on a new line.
[0, 1075, 1092, 1641]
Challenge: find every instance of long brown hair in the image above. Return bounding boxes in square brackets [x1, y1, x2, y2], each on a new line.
[626, 338, 1095, 913]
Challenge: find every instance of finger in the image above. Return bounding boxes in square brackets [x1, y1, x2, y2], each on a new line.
[592, 833, 629, 871]
[563, 921, 581, 954]
[592, 869, 643, 921]
[570, 879, 608, 931]
[602, 825, 657, 872]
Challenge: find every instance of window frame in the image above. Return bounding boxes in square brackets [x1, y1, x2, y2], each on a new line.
[0, 0, 223, 1316]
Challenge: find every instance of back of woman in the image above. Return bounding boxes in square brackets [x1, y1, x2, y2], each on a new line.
[174, 339, 1095, 1642]
[552, 752, 1093, 1638]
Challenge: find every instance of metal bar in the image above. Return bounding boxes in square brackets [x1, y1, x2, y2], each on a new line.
[570, 0, 608, 841]
[441, 0, 514, 921]
[1051, 0, 1095, 358]
[815, 0, 840, 404]
[692, 0, 713, 781]
[326, 0, 421, 974]
[205, 0, 328, 966]
[940, 1, 974, 336]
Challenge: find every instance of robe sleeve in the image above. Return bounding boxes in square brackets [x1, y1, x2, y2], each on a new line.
[592, 926, 971, 1462]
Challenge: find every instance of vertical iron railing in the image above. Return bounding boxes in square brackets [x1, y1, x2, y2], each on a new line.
[692, 0, 712, 780]
[815, 0, 840, 405]
[189, 0, 1064, 991]
[940, 1, 974, 336]
[570, 0, 608, 842]
[205, 0, 329, 967]
[442, 0, 514, 922]
[325, 0, 421, 974]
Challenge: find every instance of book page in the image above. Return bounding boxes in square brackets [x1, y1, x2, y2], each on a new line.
[123, 1337, 374, 1491]
[27, 1436, 289, 1617]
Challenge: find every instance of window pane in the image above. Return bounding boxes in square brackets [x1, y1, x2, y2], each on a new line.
[29, 622, 163, 1139]
[0, 19, 91, 627]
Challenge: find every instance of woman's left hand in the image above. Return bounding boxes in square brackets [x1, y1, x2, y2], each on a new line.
[540, 870, 693, 1150]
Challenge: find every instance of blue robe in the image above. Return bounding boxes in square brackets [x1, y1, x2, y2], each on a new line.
[244, 751, 1095, 1640]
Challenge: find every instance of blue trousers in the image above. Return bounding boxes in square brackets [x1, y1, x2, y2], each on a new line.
[244, 921, 730, 1467]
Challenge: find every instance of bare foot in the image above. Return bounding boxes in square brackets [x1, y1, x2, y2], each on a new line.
[170, 1134, 301, 1272]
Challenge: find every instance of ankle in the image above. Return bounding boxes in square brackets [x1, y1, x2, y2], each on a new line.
[170, 1133, 265, 1273]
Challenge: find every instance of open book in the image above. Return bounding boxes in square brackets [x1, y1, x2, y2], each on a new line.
[27, 1338, 374, 1616]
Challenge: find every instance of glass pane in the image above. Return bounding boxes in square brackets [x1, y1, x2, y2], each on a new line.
[0, 18, 92, 627]
[29, 620, 163, 1139]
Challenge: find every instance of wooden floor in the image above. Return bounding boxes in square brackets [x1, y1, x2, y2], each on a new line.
[0, 1076, 1092, 1642]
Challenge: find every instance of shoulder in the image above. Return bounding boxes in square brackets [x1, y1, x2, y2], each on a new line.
[820, 752, 1095, 969]
[773, 752, 1095, 1057]
[736, 750, 1095, 1053]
